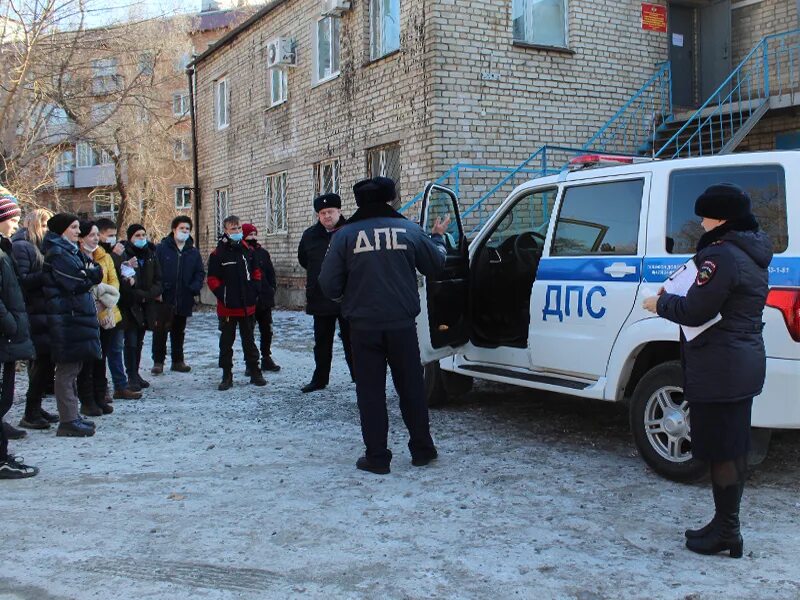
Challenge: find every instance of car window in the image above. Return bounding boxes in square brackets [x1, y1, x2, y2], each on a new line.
[485, 188, 556, 248]
[666, 165, 788, 254]
[550, 179, 644, 256]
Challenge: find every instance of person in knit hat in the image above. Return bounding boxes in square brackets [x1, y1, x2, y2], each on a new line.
[242, 223, 279, 372]
[0, 197, 38, 477]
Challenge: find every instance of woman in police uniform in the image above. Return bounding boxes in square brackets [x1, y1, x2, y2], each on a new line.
[643, 183, 773, 558]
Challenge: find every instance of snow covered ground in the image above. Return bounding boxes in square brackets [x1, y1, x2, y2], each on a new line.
[1, 310, 799, 600]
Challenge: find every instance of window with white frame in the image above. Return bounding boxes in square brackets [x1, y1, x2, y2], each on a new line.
[315, 16, 341, 82]
[215, 78, 229, 129]
[57, 149, 75, 172]
[139, 53, 155, 76]
[92, 191, 120, 216]
[313, 158, 340, 197]
[173, 91, 190, 117]
[265, 172, 288, 234]
[214, 188, 229, 236]
[99, 148, 113, 165]
[76, 141, 97, 167]
[175, 186, 192, 209]
[92, 58, 121, 94]
[370, 0, 400, 60]
[270, 69, 288, 106]
[173, 138, 191, 161]
[512, 0, 568, 48]
[367, 143, 401, 199]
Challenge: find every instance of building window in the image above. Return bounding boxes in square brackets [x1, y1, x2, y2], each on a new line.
[175, 186, 192, 209]
[214, 188, 229, 236]
[92, 191, 120, 217]
[367, 143, 401, 198]
[173, 91, 190, 117]
[512, 0, 568, 48]
[91, 103, 114, 124]
[265, 172, 288, 234]
[370, 0, 400, 60]
[92, 58, 121, 94]
[57, 149, 75, 172]
[173, 138, 191, 161]
[175, 52, 191, 73]
[215, 78, 229, 129]
[139, 53, 155, 76]
[315, 16, 341, 83]
[76, 141, 97, 167]
[270, 69, 288, 106]
[313, 158, 340, 197]
[98, 148, 113, 165]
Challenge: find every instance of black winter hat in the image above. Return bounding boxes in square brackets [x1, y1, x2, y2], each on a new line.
[47, 212, 79, 236]
[78, 220, 96, 238]
[313, 193, 341, 213]
[694, 183, 752, 220]
[353, 177, 397, 206]
[126, 223, 146, 239]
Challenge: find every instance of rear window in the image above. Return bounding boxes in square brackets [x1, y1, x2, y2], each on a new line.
[666, 165, 788, 254]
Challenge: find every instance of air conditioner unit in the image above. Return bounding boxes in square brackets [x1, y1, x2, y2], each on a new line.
[321, 0, 350, 17]
[267, 38, 296, 69]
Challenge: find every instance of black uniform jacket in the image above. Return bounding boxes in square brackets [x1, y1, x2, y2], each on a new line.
[297, 216, 346, 316]
[657, 224, 773, 404]
[0, 235, 35, 363]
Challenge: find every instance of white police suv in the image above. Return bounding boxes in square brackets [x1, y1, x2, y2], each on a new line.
[417, 151, 799, 482]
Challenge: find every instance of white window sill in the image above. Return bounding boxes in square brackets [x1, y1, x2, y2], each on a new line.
[512, 40, 574, 54]
[265, 230, 289, 237]
[216, 123, 230, 131]
[268, 98, 288, 110]
[312, 71, 340, 89]
[368, 48, 400, 64]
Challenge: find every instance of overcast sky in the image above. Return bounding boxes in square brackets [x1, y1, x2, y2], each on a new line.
[83, 0, 197, 27]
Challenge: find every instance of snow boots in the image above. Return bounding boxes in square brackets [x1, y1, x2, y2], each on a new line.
[685, 482, 744, 558]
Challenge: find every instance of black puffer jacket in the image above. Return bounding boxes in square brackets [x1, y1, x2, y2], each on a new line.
[11, 228, 49, 354]
[119, 241, 162, 330]
[41, 233, 102, 363]
[297, 217, 346, 316]
[657, 218, 773, 403]
[0, 236, 35, 363]
[249, 240, 276, 309]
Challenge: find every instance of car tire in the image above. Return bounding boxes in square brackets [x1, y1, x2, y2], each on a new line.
[629, 360, 706, 483]
[423, 361, 447, 408]
[441, 369, 473, 398]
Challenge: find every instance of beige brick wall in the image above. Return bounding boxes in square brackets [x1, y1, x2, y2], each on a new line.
[737, 108, 800, 151]
[732, 0, 797, 65]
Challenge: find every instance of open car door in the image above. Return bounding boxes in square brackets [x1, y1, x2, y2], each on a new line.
[415, 183, 470, 363]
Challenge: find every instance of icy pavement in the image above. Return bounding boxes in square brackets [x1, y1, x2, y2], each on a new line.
[1, 310, 799, 600]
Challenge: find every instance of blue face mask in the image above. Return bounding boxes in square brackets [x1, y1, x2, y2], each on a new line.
[132, 238, 148, 249]
[228, 233, 243, 242]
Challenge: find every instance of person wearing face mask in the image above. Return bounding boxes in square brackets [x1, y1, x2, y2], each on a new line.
[119, 224, 162, 392]
[207, 215, 266, 390]
[242, 223, 280, 373]
[11, 208, 60, 431]
[75, 221, 118, 417]
[95, 218, 141, 400]
[151, 216, 205, 375]
[297, 193, 353, 393]
[643, 184, 773, 558]
[41, 213, 103, 437]
[0, 194, 38, 477]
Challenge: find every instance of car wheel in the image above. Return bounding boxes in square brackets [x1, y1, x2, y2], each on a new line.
[629, 360, 706, 483]
[423, 361, 447, 408]
[441, 369, 473, 397]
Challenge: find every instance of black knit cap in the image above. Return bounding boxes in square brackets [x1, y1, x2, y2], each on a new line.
[313, 193, 341, 213]
[353, 177, 397, 207]
[47, 213, 79, 236]
[78, 220, 96, 238]
[694, 183, 752, 220]
[126, 223, 146, 239]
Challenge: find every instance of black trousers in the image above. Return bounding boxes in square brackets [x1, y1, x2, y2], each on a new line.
[124, 325, 147, 381]
[349, 326, 435, 466]
[255, 308, 274, 360]
[25, 354, 54, 420]
[77, 356, 106, 405]
[0, 361, 16, 461]
[152, 314, 188, 364]
[218, 315, 260, 371]
[312, 314, 353, 385]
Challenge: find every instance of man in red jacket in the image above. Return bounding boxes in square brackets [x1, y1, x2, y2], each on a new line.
[207, 215, 267, 391]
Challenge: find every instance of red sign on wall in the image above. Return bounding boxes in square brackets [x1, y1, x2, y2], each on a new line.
[642, 3, 667, 32]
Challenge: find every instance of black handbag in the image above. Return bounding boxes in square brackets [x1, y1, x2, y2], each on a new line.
[147, 301, 175, 332]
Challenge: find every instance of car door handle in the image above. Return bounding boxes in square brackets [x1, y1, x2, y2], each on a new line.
[603, 263, 637, 278]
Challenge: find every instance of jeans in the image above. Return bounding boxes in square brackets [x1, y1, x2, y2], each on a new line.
[152, 314, 188, 364]
[102, 326, 127, 391]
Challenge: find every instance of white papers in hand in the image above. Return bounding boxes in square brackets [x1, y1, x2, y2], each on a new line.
[663, 259, 721, 341]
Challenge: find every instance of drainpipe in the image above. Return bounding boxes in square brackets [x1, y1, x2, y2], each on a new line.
[186, 63, 201, 249]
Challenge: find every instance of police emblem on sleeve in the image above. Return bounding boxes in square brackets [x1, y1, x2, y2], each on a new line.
[696, 260, 717, 286]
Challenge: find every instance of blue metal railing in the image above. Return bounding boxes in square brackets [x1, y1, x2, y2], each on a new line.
[655, 29, 800, 158]
[582, 61, 672, 156]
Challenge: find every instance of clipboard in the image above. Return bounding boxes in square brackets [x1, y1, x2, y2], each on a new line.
[662, 259, 721, 342]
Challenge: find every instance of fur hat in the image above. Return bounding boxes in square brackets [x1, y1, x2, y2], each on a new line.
[313, 193, 341, 213]
[126, 223, 146, 240]
[242, 223, 258, 238]
[694, 183, 752, 220]
[353, 177, 396, 207]
[47, 213, 79, 236]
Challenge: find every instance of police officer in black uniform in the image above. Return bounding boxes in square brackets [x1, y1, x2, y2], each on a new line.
[297, 194, 353, 393]
[319, 177, 449, 474]
[644, 183, 773, 558]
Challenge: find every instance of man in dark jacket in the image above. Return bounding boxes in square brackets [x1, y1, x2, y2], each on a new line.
[297, 193, 352, 393]
[243, 223, 280, 372]
[0, 193, 38, 478]
[207, 215, 266, 391]
[151, 216, 205, 374]
[319, 177, 448, 474]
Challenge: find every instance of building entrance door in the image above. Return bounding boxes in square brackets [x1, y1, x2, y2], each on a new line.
[699, 0, 732, 100]
[668, 4, 696, 107]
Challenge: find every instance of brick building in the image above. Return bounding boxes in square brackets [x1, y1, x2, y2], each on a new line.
[190, 0, 800, 306]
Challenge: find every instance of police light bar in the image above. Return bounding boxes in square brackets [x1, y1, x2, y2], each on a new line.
[567, 154, 651, 170]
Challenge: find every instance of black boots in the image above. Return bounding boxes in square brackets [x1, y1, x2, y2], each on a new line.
[685, 482, 744, 558]
[249, 369, 267, 387]
[261, 356, 280, 372]
[218, 370, 233, 391]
